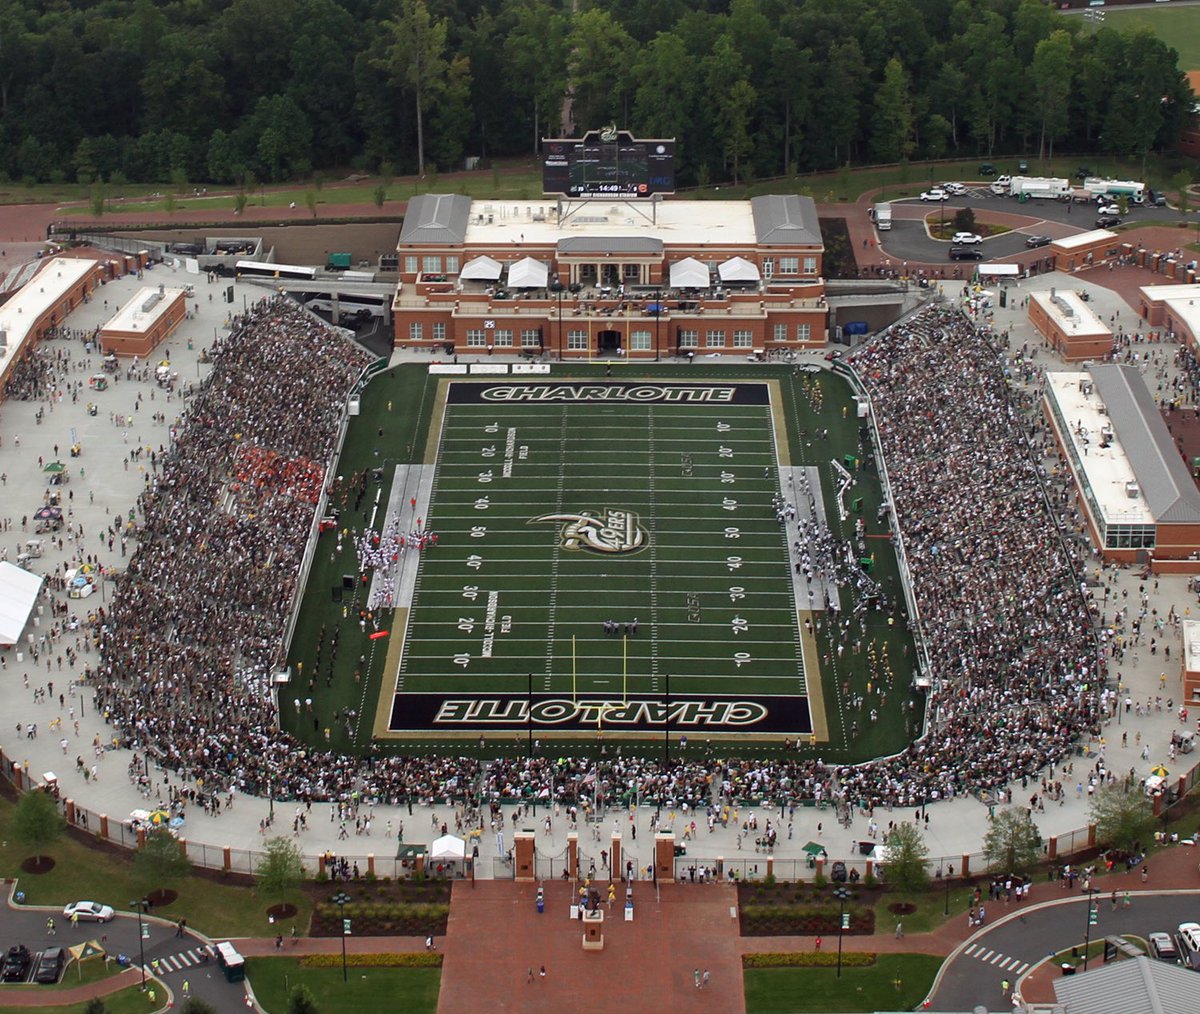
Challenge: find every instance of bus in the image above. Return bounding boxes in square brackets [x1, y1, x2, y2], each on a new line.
[234, 260, 318, 281]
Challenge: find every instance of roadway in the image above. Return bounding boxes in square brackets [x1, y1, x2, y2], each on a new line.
[928, 888, 1200, 1011]
[0, 892, 249, 1012]
[878, 183, 1185, 265]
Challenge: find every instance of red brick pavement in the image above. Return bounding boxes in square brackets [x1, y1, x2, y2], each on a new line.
[0, 966, 144, 1007]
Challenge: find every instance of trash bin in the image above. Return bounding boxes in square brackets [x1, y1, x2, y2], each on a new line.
[1061, 963, 1076, 976]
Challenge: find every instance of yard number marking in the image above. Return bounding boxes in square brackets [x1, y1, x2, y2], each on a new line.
[453, 653, 471, 668]
[721, 498, 738, 512]
[481, 445, 497, 458]
[724, 527, 741, 539]
[726, 556, 743, 571]
[733, 652, 752, 668]
[466, 554, 484, 570]
[462, 585, 479, 600]
[474, 497, 490, 510]
[718, 446, 734, 458]
[470, 526, 487, 538]
[728, 586, 745, 602]
[717, 422, 731, 432]
[484, 423, 499, 433]
[731, 616, 749, 635]
[720, 471, 736, 484]
[458, 617, 476, 632]
[478, 470, 494, 483]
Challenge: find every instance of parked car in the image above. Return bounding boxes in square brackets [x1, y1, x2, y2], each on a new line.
[1149, 931, 1180, 963]
[1, 945, 32, 983]
[1017, 159, 1030, 172]
[1075, 166, 1092, 180]
[1095, 214, 1121, 228]
[1148, 188, 1167, 207]
[949, 247, 984, 261]
[978, 163, 997, 176]
[951, 231, 982, 245]
[1025, 235, 1052, 248]
[62, 901, 114, 923]
[1097, 203, 1120, 216]
[34, 947, 65, 985]
[920, 188, 949, 202]
[941, 182, 967, 195]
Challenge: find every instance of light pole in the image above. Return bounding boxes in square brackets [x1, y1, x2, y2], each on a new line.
[1082, 887, 1100, 970]
[332, 891, 352, 982]
[834, 886, 851, 978]
[527, 672, 533, 760]
[943, 864, 952, 916]
[551, 281, 564, 360]
[130, 898, 149, 990]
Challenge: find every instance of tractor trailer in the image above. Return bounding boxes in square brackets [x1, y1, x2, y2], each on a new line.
[1007, 177, 1071, 200]
[1083, 178, 1145, 204]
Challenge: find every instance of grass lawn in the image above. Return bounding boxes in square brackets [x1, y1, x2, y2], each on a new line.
[1084, 5, 1200, 70]
[245, 957, 439, 1014]
[744, 953, 942, 1013]
[0, 796, 313, 939]
[0, 983, 159, 1014]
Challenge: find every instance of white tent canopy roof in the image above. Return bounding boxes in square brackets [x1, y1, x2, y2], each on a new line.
[430, 834, 466, 859]
[669, 257, 710, 289]
[459, 255, 503, 281]
[978, 264, 1020, 276]
[718, 256, 761, 282]
[508, 256, 549, 289]
[0, 562, 44, 645]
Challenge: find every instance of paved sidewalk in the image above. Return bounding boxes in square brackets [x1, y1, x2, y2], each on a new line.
[0, 967, 153, 1009]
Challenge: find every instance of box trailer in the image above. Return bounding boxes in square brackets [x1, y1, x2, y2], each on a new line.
[1083, 179, 1145, 204]
[1008, 177, 1071, 200]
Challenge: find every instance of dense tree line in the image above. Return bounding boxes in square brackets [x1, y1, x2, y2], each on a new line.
[0, 0, 1191, 187]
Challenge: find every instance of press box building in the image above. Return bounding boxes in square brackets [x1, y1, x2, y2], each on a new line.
[391, 194, 827, 359]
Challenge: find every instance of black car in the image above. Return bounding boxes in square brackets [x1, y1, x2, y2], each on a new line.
[34, 946, 64, 985]
[978, 163, 996, 176]
[1075, 166, 1092, 180]
[1017, 160, 1030, 172]
[1025, 235, 1052, 249]
[1, 944, 32, 983]
[949, 247, 984, 261]
[1095, 215, 1121, 228]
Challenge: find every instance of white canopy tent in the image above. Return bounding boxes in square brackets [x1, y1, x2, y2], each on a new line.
[0, 562, 44, 645]
[459, 255, 503, 281]
[717, 256, 761, 282]
[977, 264, 1020, 276]
[508, 256, 549, 289]
[430, 834, 466, 860]
[669, 257, 710, 289]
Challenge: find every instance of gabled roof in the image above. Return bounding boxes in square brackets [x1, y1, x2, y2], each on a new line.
[557, 236, 664, 255]
[751, 195, 822, 246]
[1055, 955, 1200, 1014]
[1090, 363, 1200, 523]
[398, 194, 472, 246]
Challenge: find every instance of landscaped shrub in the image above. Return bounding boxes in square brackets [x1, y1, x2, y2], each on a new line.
[300, 953, 442, 969]
[740, 904, 875, 936]
[742, 951, 876, 968]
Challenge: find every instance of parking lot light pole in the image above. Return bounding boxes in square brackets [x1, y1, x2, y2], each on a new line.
[834, 886, 851, 978]
[130, 898, 149, 989]
[332, 891, 352, 983]
[1082, 887, 1100, 971]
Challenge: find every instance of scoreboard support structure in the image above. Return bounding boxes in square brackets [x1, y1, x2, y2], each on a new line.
[555, 193, 665, 228]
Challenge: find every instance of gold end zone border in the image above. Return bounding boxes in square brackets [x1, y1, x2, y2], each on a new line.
[370, 374, 828, 744]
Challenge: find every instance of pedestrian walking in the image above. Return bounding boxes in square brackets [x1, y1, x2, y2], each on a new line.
[1142, 865, 1149, 883]
[527, 968, 534, 984]
[46, 917, 55, 936]
[814, 936, 822, 951]
[425, 935, 434, 950]
[694, 968, 701, 988]
[539, 965, 546, 982]
[895, 921, 903, 939]
[182, 979, 190, 997]
[702, 969, 710, 989]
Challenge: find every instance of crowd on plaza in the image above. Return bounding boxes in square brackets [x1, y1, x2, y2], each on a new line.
[73, 296, 1105, 820]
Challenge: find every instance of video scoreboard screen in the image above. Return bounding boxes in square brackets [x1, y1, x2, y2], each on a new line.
[542, 129, 675, 198]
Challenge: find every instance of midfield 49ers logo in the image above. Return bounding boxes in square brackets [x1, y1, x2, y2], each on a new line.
[530, 508, 649, 555]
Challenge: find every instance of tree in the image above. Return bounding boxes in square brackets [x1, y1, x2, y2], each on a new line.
[953, 207, 977, 233]
[88, 183, 107, 218]
[564, 8, 635, 132]
[983, 807, 1041, 875]
[884, 820, 930, 893]
[181, 998, 217, 1014]
[1174, 170, 1192, 216]
[1031, 31, 1073, 161]
[11, 790, 64, 862]
[234, 192, 248, 215]
[84, 999, 107, 1014]
[288, 984, 319, 1014]
[304, 188, 318, 217]
[378, 0, 449, 177]
[870, 58, 915, 163]
[1090, 783, 1155, 854]
[372, 185, 386, 209]
[135, 829, 192, 895]
[256, 836, 305, 903]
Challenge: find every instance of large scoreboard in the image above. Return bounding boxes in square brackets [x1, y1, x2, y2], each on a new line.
[542, 128, 676, 198]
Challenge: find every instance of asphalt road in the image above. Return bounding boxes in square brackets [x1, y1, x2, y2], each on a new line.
[0, 899, 250, 1012]
[929, 889, 1200, 1010]
[880, 184, 1186, 264]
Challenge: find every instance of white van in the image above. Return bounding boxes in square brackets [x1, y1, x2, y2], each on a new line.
[1176, 922, 1200, 969]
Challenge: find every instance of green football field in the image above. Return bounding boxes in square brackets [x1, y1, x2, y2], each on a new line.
[283, 363, 923, 762]
[384, 379, 813, 741]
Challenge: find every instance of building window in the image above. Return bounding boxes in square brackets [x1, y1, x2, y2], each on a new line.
[678, 329, 698, 349]
[466, 329, 487, 347]
[706, 330, 726, 348]
[433, 322, 447, 341]
[445, 256, 459, 274]
[494, 329, 513, 347]
[773, 323, 788, 342]
[762, 258, 774, 278]
[422, 255, 442, 274]
[521, 329, 541, 348]
[408, 322, 423, 341]
[404, 256, 418, 274]
[630, 330, 651, 351]
[733, 329, 753, 348]
[796, 324, 812, 342]
[567, 330, 589, 350]
[779, 257, 799, 275]
[803, 256, 818, 276]
[623, 264, 641, 281]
